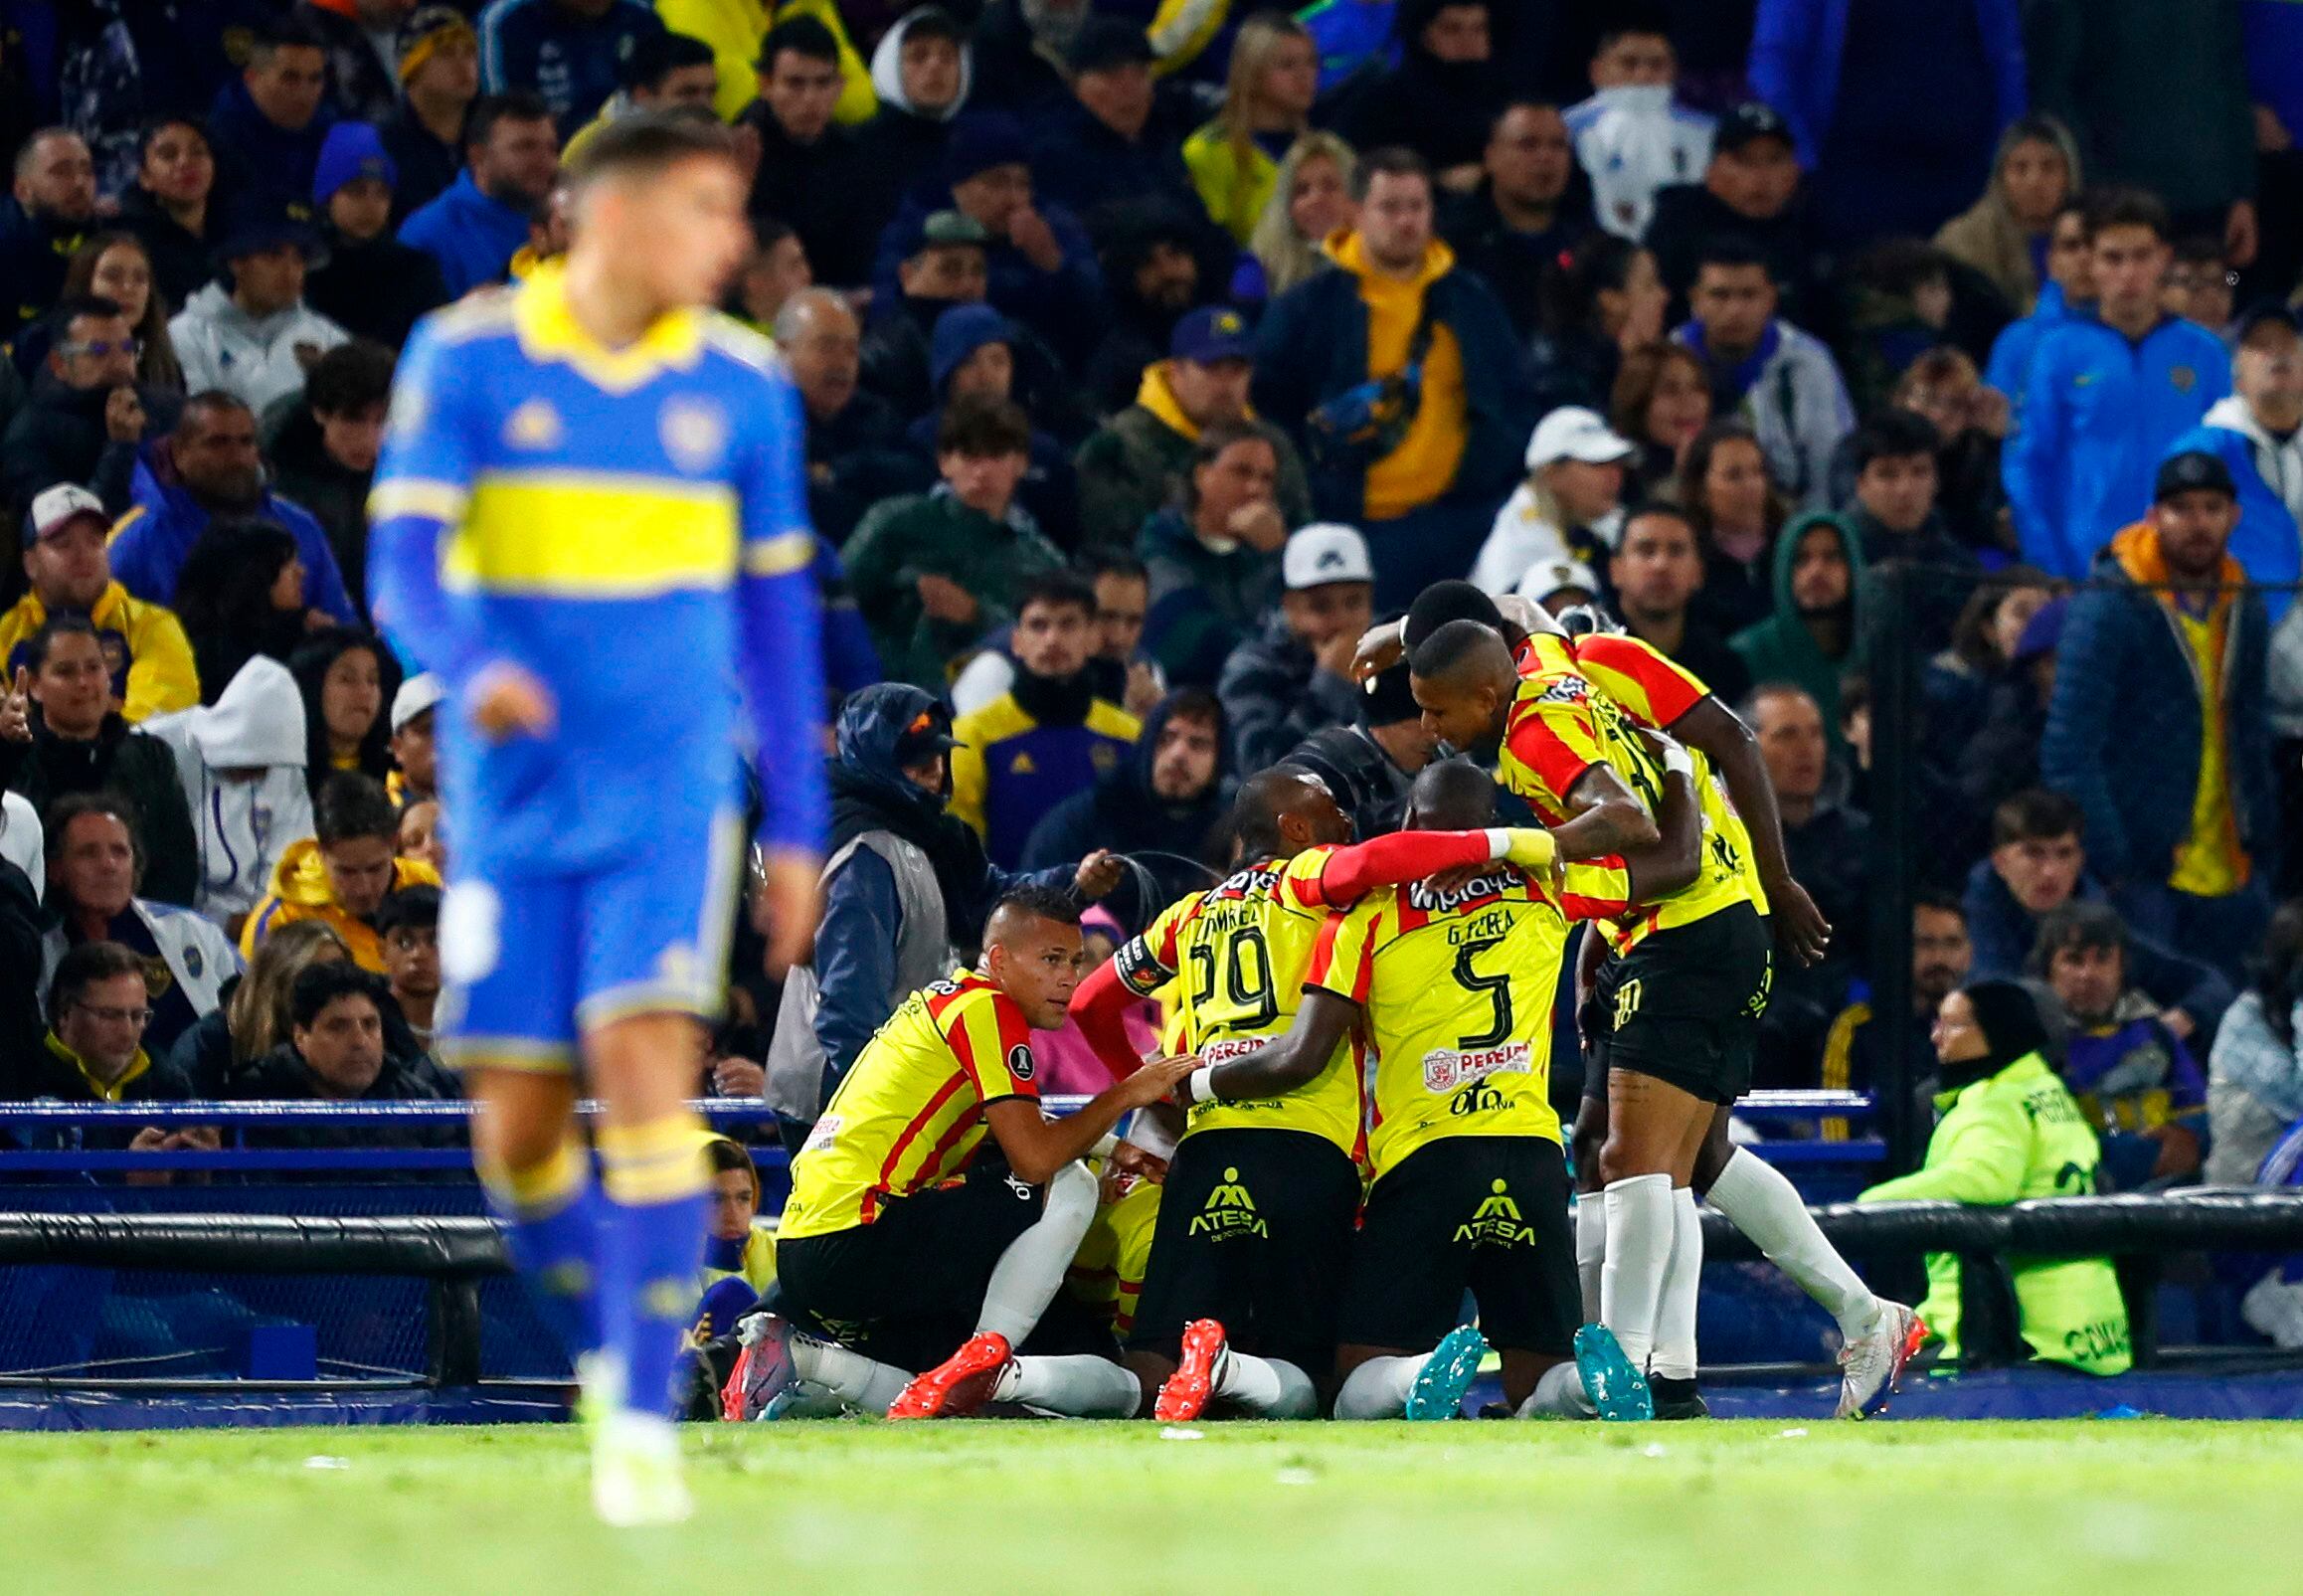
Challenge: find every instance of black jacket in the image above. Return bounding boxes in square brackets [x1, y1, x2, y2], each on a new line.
[1217, 615, 1367, 774]
[0, 200, 90, 340]
[807, 389, 932, 546]
[113, 186, 218, 311]
[0, 374, 182, 516]
[1646, 182, 1827, 330]
[378, 108, 462, 225]
[743, 111, 886, 288]
[1330, 48, 1506, 177]
[0, 715, 199, 907]
[1280, 722, 1416, 841]
[1, 1032, 200, 1151]
[0, 860, 40, 1087]
[1029, 99, 1203, 229]
[304, 232, 449, 351]
[1440, 181, 1594, 340]
[1021, 690, 1229, 927]
[230, 1042, 462, 1153]
[267, 406, 376, 617]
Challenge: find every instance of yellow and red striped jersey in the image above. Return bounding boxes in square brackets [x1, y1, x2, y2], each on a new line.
[1499, 633, 1752, 952]
[779, 969, 1038, 1239]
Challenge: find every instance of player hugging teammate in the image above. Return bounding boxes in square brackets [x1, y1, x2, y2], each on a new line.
[728, 578, 1921, 1426]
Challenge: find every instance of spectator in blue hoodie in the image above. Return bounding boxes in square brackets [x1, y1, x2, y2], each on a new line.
[1027, 18, 1201, 224]
[396, 90, 560, 296]
[1962, 788, 2234, 1039]
[1747, 0, 2027, 248]
[870, 112, 1106, 368]
[207, 19, 339, 208]
[2003, 189, 2232, 579]
[905, 303, 1076, 543]
[475, 0, 665, 138]
[2032, 901, 2210, 1189]
[108, 392, 357, 625]
[1982, 196, 2091, 427]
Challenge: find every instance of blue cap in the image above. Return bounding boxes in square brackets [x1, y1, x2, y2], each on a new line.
[929, 303, 1015, 395]
[313, 120, 397, 207]
[942, 112, 1031, 188]
[1170, 304, 1251, 364]
[215, 194, 323, 262]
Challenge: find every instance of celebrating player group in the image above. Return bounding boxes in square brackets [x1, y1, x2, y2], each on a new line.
[729, 581, 1925, 1434]
[367, 107, 1925, 1527]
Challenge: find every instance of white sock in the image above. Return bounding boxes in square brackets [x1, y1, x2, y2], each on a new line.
[1515, 1359, 1595, 1419]
[1332, 1355, 1422, 1420]
[1601, 1173, 1674, 1370]
[1704, 1149, 1881, 1339]
[1650, 1187, 1702, 1380]
[995, 1355, 1142, 1417]
[975, 1160, 1099, 1343]
[1213, 1352, 1318, 1417]
[1574, 1192, 1607, 1324]
[788, 1338, 913, 1416]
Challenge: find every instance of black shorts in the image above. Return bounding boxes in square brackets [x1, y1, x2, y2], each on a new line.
[1588, 904, 1773, 1107]
[1125, 1129, 1360, 1374]
[1336, 1136, 1578, 1358]
[776, 1157, 1044, 1373]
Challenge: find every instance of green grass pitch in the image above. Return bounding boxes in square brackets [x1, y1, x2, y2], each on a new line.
[1, 1419, 2292, 1594]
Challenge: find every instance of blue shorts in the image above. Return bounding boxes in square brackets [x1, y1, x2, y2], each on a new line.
[435, 808, 747, 1070]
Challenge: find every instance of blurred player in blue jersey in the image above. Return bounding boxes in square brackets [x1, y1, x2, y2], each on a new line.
[366, 112, 826, 1526]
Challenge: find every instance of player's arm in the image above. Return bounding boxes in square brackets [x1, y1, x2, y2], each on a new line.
[1616, 731, 1701, 903]
[737, 364, 832, 971]
[1551, 762, 1662, 861]
[984, 1059, 1198, 1186]
[1180, 990, 1360, 1107]
[1304, 826, 1559, 908]
[366, 319, 490, 690]
[1665, 695, 1829, 965]
[1070, 923, 1181, 1081]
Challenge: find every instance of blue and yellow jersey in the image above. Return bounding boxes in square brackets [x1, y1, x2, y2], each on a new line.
[949, 691, 1141, 869]
[366, 263, 827, 875]
[1308, 860, 1634, 1178]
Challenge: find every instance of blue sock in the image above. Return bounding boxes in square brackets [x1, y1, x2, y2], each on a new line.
[480, 1139, 602, 1369]
[598, 1117, 711, 1418]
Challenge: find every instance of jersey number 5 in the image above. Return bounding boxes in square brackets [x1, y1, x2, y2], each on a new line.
[1188, 927, 1280, 1033]
[1452, 937, 1514, 1050]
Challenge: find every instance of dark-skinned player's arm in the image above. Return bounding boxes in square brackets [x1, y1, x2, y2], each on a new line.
[1549, 761, 1663, 861]
[982, 1058, 1197, 1185]
[1177, 988, 1360, 1108]
[1661, 695, 1830, 966]
[1617, 728, 1702, 902]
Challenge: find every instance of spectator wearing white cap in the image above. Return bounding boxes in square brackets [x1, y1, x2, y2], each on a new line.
[0, 485, 200, 726]
[1515, 556, 1601, 617]
[387, 672, 443, 809]
[142, 655, 317, 933]
[1467, 406, 1633, 596]
[1216, 522, 1376, 771]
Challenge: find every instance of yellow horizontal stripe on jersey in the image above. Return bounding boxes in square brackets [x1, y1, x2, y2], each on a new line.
[443, 473, 740, 597]
[369, 476, 470, 525]
[742, 531, 814, 577]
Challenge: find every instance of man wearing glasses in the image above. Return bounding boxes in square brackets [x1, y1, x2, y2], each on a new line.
[14, 939, 216, 1166]
[0, 295, 180, 515]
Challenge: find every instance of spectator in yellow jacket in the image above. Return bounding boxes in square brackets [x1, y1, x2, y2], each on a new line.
[242, 771, 441, 973]
[655, 0, 875, 126]
[1, 485, 197, 723]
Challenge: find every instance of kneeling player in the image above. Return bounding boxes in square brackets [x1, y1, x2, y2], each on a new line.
[1189, 761, 1700, 1418]
[730, 887, 1192, 1417]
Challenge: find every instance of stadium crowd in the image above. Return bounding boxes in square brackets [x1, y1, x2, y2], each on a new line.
[0, 0, 2302, 1371]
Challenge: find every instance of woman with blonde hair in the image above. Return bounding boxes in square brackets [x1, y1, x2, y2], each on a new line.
[168, 919, 352, 1094]
[1184, 12, 1321, 246]
[1243, 131, 1357, 300]
[63, 231, 186, 393]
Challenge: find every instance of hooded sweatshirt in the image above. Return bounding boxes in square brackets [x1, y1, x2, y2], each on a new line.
[144, 656, 318, 926]
[1020, 690, 1228, 922]
[1933, 118, 2086, 315]
[1076, 361, 1313, 555]
[1729, 509, 1867, 736]
[861, 6, 976, 185]
[0, 580, 200, 726]
[2174, 399, 2303, 737]
[169, 281, 351, 420]
[240, 839, 442, 972]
